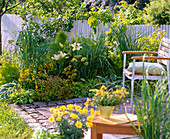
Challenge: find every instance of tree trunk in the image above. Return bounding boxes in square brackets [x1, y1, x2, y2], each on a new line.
[0, 15, 2, 55]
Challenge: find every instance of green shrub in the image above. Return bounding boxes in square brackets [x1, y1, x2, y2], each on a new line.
[9, 89, 35, 104]
[0, 101, 33, 138]
[0, 81, 18, 100]
[35, 76, 75, 102]
[0, 60, 19, 85]
[70, 79, 101, 98]
[144, 0, 170, 25]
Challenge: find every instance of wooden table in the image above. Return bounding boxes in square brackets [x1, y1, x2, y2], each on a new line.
[91, 115, 138, 139]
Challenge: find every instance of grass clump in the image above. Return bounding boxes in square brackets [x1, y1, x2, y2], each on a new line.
[0, 101, 33, 139]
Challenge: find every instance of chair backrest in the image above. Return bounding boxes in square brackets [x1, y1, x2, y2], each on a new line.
[158, 37, 170, 65]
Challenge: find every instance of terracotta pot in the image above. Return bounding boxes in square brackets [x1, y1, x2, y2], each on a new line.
[98, 105, 115, 119]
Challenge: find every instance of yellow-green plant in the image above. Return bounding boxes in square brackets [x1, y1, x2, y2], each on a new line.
[48, 100, 98, 139]
[137, 28, 166, 52]
[130, 74, 170, 138]
[0, 101, 33, 138]
[90, 85, 129, 106]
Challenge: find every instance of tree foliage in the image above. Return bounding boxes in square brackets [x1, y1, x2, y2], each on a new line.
[14, 0, 88, 39]
[144, 0, 170, 25]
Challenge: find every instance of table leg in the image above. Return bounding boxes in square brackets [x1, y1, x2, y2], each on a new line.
[91, 123, 102, 139]
[97, 134, 102, 139]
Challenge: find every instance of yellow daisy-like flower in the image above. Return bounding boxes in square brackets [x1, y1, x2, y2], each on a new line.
[75, 106, 82, 111]
[84, 62, 89, 66]
[75, 121, 82, 128]
[67, 104, 74, 111]
[48, 117, 54, 122]
[95, 110, 100, 116]
[81, 57, 87, 62]
[87, 115, 93, 121]
[90, 103, 94, 107]
[83, 108, 88, 114]
[78, 110, 85, 114]
[60, 106, 67, 111]
[56, 117, 61, 121]
[70, 114, 78, 119]
[58, 112, 63, 117]
[71, 58, 78, 62]
[52, 114, 57, 117]
[86, 122, 93, 127]
[50, 108, 55, 113]
[90, 108, 95, 115]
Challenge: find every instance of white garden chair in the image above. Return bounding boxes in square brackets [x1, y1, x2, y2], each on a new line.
[122, 37, 170, 104]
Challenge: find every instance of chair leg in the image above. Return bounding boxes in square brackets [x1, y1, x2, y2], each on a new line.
[122, 72, 125, 88]
[130, 79, 134, 105]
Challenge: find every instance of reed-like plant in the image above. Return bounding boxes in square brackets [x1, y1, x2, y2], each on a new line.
[15, 29, 48, 69]
[130, 73, 170, 138]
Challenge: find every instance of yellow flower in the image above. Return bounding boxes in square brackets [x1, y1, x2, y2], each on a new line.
[50, 108, 55, 113]
[78, 110, 85, 114]
[95, 110, 100, 116]
[91, 103, 94, 107]
[74, 55, 82, 58]
[71, 58, 78, 62]
[67, 104, 74, 111]
[70, 114, 78, 119]
[87, 115, 93, 121]
[86, 122, 93, 127]
[18, 84, 20, 88]
[75, 106, 82, 111]
[52, 114, 57, 117]
[60, 106, 67, 111]
[35, 85, 38, 89]
[58, 112, 63, 117]
[75, 121, 82, 128]
[90, 108, 95, 115]
[81, 57, 87, 62]
[56, 117, 61, 121]
[48, 117, 54, 122]
[84, 62, 89, 66]
[83, 108, 88, 114]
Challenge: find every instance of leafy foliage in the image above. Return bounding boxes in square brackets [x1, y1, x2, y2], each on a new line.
[0, 81, 18, 100]
[14, 0, 88, 39]
[35, 76, 75, 102]
[144, 0, 170, 25]
[0, 101, 33, 138]
[9, 89, 35, 104]
[131, 76, 170, 138]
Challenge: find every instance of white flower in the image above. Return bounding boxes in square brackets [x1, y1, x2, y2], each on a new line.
[51, 51, 67, 60]
[71, 43, 82, 51]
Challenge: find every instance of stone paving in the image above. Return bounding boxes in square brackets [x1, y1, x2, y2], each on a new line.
[10, 97, 137, 139]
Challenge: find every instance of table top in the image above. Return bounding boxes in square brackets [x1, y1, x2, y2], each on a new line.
[92, 114, 138, 127]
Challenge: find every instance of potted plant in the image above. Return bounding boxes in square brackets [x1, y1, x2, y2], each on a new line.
[90, 85, 129, 119]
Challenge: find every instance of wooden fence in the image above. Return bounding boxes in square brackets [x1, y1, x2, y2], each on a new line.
[1, 14, 170, 50]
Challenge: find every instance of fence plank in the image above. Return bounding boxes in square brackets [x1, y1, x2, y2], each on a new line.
[2, 14, 170, 50]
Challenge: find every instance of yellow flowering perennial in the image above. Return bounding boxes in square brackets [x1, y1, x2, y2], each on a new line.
[75, 122, 82, 128]
[48, 117, 54, 122]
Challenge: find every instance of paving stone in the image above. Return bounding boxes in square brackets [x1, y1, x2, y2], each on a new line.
[19, 114, 33, 119]
[49, 101, 58, 104]
[30, 105, 39, 108]
[80, 97, 88, 102]
[9, 104, 21, 109]
[16, 111, 28, 115]
[71, 98, 84, 103]
[47, 103, 57, 107]
[26, 118, 37, 123]
[36, 107, 52, 117]
[33, 102, 47, 106]
[25, 108, 38, 113]
[37, 116, 47, 120]
[29, 113, 40, 118]
[39, 119, 48, 123]
[62, 99, 75, 104]
[27, 123, 41, 128]
[56, 101, 65, 105]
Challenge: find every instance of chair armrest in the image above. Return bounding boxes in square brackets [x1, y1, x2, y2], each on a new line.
[122, 51, 158, 54]
[131, 56, 170, 60]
